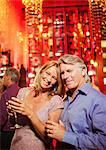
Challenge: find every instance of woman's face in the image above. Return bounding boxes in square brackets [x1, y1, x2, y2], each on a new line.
[40, 66, 57, 89]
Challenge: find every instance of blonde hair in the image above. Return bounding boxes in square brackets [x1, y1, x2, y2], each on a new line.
[58, 54, 90, 83]
[33, 60, 63, 96]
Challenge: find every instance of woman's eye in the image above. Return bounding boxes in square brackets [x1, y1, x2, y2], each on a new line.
[46, 72, 50, 75]
[52, 76, 57, 80]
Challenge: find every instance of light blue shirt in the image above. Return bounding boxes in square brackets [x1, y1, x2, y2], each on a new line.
[60, 83, 106, 150]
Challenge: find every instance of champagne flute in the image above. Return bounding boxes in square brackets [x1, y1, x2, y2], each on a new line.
[7, 103, 20, 129]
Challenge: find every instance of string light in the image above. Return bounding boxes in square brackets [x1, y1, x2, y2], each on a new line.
[22, 0, 44, 85]
[88, 0, 106, 51]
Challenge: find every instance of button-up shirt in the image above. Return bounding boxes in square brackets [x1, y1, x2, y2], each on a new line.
[0, 83, 20, 131]
[60, 83, 106, 150]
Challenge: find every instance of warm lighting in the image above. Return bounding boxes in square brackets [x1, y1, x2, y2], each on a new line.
[103, 66, 106, 73]
[28, 72, 35, 78]
[41, 53, 45, 56]
[55, 52, 61, 57]
[22, 0, 43, 13]
[102, 53, 106, 59]
[0, 0, 24, 67]
[104, 78, 106, 85]
[90, 59, 94, 64]
[101, 40, 106, 48]
[88, 0, 106, 59]
[93, 62, 98, 67]
[88, 70, 96, 76]
[88, 70, 94, 76]
[22, 0, 34, 6]
[22, 0, 44, 85]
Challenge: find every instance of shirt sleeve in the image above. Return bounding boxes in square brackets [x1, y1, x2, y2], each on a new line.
[63, 96, 106, 150]
[0, 93, 7, 129]
[17, 87, 30, 99]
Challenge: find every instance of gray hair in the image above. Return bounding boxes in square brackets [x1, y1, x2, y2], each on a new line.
[5, 67, 20, 83]
[58, 54, 90, 83]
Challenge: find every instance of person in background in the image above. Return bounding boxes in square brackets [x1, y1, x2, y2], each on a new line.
[0, 78, 4, 99]
[0, 67, 20, 150]
[46, 54, 106, 150]
[7, 61, 64, 150]
[19, 64, 27, 88]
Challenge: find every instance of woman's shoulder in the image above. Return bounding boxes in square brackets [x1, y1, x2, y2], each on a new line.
[48, 95, 64, 111]
[18, 87, 31, 94]
[17, 87, 31, 99]
[51, 94, 63, 100]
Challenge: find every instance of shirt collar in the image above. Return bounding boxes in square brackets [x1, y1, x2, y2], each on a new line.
[67, 83, 91, 102]
[78, 83, 91, 95]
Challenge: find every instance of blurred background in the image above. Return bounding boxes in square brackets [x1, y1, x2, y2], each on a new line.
[0, 0, 106, 93]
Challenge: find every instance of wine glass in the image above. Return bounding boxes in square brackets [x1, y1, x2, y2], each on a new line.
[7, 106, 20, 129]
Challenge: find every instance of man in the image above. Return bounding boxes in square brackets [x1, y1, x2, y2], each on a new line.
[0, 78, 4, 99]
[0, 67, 20, 150]
[46, 54, 106, 150]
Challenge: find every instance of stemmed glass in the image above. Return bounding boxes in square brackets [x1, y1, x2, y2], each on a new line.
[7, 106, 19, 129]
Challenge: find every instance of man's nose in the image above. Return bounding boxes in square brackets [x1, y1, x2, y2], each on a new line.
[62, 72, 68, 79]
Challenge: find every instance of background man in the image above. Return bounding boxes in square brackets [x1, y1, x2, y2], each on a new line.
[0, 67, 20, 150]
[46, 54, 106, 150]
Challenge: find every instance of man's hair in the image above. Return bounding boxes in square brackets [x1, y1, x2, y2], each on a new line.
[58, 54, 90, 83]
[5, 67, 20, 83]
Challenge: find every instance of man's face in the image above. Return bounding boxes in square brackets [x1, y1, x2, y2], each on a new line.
[60, 63, 85, 91]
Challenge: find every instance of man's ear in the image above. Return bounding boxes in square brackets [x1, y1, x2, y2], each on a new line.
[82, 67, 87, 77]
[6, 75, 12, 82]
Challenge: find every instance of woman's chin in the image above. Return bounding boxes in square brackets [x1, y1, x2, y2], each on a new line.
[41, 87, 50, 92]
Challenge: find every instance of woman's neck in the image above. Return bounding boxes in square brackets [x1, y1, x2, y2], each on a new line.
[38, 92, 49, 102]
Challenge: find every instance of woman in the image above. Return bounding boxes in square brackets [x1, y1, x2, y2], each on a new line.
[7, 61, 64, 150]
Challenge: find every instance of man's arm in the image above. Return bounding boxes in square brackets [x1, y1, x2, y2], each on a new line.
[46, 98, 106, 150]
[0, 94, 8, 130]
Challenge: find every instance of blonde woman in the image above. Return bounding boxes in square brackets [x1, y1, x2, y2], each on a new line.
[8, 61, 64, 150]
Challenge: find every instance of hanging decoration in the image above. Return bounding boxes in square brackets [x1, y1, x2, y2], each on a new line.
[88, 0, 106, 53]
[88, 0, 105, 87]
[0, 0, 9, 49]
[22, 0, 43, 86]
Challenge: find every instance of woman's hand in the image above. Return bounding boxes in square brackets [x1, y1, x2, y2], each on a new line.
[7, 97, 33, 119]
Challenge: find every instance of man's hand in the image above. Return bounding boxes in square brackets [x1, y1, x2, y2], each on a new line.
[45, 120, 66, 142]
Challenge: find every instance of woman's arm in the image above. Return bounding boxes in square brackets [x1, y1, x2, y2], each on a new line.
[28, 108, 63, 137]
[48, 109, 62, 122]
[7, 95, 63, 139]
[7, 96, 45, 135]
